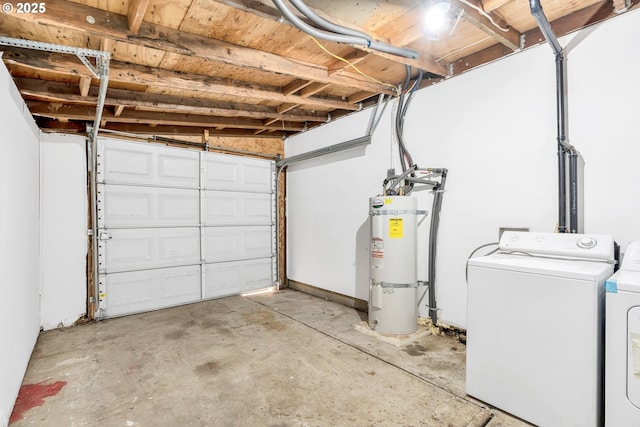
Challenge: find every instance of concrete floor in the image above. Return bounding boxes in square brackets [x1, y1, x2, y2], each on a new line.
[10, 289, 530, 426]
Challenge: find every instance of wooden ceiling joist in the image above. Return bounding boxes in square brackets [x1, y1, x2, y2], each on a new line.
[15, 78, 330, 123]
[299, 83, 330, 99]
[3, 49, 361, 112]
[277, 104, 299, 115]
[283, 79, 313, 96]
[7, 0, 395, 95]
[454, 0, 521, 51]
[27, 101, 306, 132]
[209, 0, 449, 76]
[326, 51, 370, 76]
[481, 0, 512, 13]
[101, 123, 288, 138]
[78, 76, 92, 97]
[127, 0, 150, 35]
[113, 105, 125, 117]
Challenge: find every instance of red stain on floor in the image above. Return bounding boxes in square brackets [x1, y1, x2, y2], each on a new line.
[9, 380, 66, 424]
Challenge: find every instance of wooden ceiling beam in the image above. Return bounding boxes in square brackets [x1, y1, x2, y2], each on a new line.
[114, 105, 125, 117]
[128, 0, 150, 35]
[522, 0, 639, 49]
[299, 83, 330, 98]
[79, 76, 92, 97]
[453, 0, 521, 51]
[276, 104, 299, 114]
[26, 101, 306, 131]
[3, 49, 360, 111]
[326, 51, 370, 76]
[209, 0, 448, 76]
[8, 0, 395, 95]
[101, 123, 290, 138]
[14, 77, 330, 123]
[481, 0, 512, 12]
[453, 0, 640, 74]
[347, 92, 375, 104]
[283, 79, 313, 96]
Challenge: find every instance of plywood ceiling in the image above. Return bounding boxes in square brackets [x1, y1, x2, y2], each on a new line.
[0, 0, 636, 142]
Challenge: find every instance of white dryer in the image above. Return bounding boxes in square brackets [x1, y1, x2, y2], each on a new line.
[467, 231, 614, 427]
[605, 241, 640, 426]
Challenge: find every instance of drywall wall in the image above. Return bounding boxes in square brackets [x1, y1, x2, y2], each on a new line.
[285, 8, 640, 328]
[0, 57, 41, 426]
[40, 133, 87, 330]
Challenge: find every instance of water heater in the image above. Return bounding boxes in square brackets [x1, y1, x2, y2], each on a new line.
[369, 195, 419, 334]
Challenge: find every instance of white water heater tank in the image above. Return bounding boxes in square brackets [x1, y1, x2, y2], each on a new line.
[369, 195, 420, 334]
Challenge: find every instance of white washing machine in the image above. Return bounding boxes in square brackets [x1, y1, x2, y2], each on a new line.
[467, 231, 614, 427]
[605, 241, 640, 426]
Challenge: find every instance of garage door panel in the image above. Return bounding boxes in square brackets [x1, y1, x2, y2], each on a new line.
[100, 184, 200, 228]
[204, 191, 272, 225]
[101, 265, 202, 317]
[204, 226, 272, 263]
[100, 227, 201, 273]
[99, 138, 200, 188]
[204, 258, 272, 298]
[96, 138, 275, 319]
[203, 152, 272, 193]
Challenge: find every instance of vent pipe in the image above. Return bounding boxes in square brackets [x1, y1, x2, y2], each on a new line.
[529, 0, 578, 233]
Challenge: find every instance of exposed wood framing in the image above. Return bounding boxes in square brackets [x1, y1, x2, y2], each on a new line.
[15, 78, 329, 123]
[481, 0, 512, 12]
[326, 51, 370, 76]
[79, 76, 92, 97]
[0, 0, 631, 138]
[3, 49, 361, 111]
[521, 0, 639, 49]
[100, 123, 288, 138]
[9, 0, 396, 94]
[277, 104, 299, 114]
[208, 0, 449, 75]
[348, 92, 375, 104]
[283, 79, 313, 96]
[127, 0, 150, 35]
[454, 0, 521, 51]
[27, 101, 306, 131]
[454, 0, 640, 74]
[300, 83, 330, 98]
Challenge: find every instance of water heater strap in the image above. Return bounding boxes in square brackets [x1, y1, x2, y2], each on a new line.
[369, 209, 427, 216]
[372, 281, 418, 288]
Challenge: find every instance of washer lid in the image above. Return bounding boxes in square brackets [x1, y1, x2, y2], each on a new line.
[468, 252, 614, 281]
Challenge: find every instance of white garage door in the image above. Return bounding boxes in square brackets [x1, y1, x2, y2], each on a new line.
[95, 138, 275, 318]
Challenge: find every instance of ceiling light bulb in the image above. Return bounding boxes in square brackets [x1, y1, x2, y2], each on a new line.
[424, 0, 451, 33]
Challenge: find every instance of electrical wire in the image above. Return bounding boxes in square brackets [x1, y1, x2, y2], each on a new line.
[458, 0, 511, 32]
[309, 37, 400, 96]
[465, 242, 500, 284]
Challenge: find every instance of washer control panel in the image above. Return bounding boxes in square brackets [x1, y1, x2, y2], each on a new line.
[499, 231, 614, 261]
[576, 236, 597, 249]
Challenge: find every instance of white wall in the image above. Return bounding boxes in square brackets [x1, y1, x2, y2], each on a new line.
[40, 133, 88, 330]
[0, 56, 41, 426]
[285, 9, 640, 328]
